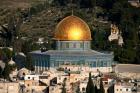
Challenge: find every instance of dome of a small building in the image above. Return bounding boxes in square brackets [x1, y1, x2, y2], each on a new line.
[18, 68, 29, 78]
[8, 59, 15, 65]
[54, 15, 92, 41]
[18, 52, 26, 57]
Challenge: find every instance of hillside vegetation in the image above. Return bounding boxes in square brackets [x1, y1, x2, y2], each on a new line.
[0, 0, 140, 64]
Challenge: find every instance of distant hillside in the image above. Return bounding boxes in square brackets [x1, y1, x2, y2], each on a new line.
[0, 0, 30, 8]
[0, 0, 46, 24]
[20, 6, 110, 39]
[0, 0, 29, 24]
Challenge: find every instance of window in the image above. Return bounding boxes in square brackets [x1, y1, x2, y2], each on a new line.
[97, 61, 101, 67]
[73, 43, 76, 48]
[87, 42, 89, 47]
[93, 61, 96, 67]
[66, 42, 69, 48]
[60, 43, 63, 49]
[23, 73, 25, 76]
[100, 61, 103, 67]
[103, 61, 107, 67]
[80, 43, 83, 48]
[82, 88, 86, 91]
[105, 82, 108, 84]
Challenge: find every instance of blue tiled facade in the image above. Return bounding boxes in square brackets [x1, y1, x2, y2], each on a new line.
[30, 42, 114, 72]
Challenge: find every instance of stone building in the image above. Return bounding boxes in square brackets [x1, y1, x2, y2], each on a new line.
[0, 82, 19, 93]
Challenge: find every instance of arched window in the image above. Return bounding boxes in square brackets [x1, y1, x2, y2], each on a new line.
[66, 42, 69, 48]
[80, 42, 83, 48]
[82, 87, 86, 91]
[73, 43, 76, 48]
[126, 89, 128, 91]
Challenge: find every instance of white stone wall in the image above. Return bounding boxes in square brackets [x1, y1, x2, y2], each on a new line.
[115, 84, 132, 93]
[24, 75, 39, 80]
[0, 82, 19, 93]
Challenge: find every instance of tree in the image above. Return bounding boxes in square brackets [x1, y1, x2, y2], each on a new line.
[0, 14, 23, 54]
[0, 15, 14, 47]
[25, 54, 34, 71]
[2, 63, 11, 80]
[1, 48, 13, 63]
[86, 72, 95, 93]
[0, 66, 3, 78]
[52, 0, 69, 6]
[0, 25, 12, 47]
[80, 0, 96, 8]
[107, 84, 114, 93]
[135, 46, 140, 64]
[61, 78, 67, 93]
[21, 40, 31, 55]
[12, 16, 23, 53]
[99, 78, 105, 93]
[21, 39, 40, 55]
[94, 85, 98, 93]
[76, 85, 80, 93]
[0, 14, 22, 47]
[2, 62, 17, 80]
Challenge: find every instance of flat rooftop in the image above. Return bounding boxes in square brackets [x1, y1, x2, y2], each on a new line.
[115, 64, 140, 73]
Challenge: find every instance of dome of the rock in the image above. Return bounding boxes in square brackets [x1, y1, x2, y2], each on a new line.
[54, 15, 92, 41]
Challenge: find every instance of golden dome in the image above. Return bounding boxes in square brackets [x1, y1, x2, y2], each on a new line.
[54, 15, 92, 41]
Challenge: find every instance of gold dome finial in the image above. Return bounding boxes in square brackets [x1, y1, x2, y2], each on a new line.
[71, 0, 73, 15]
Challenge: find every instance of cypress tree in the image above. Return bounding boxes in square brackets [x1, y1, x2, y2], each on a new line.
[99, 78, 105, 93]
[107, 84, 114, 93]
[76, 85, 80, 93]
[0, 66, 3, 78]
[2, 63, 11, 80]
[86, 72, 95, 93]
[61, 78, 67, 93]
[94, 84, 98, 93]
